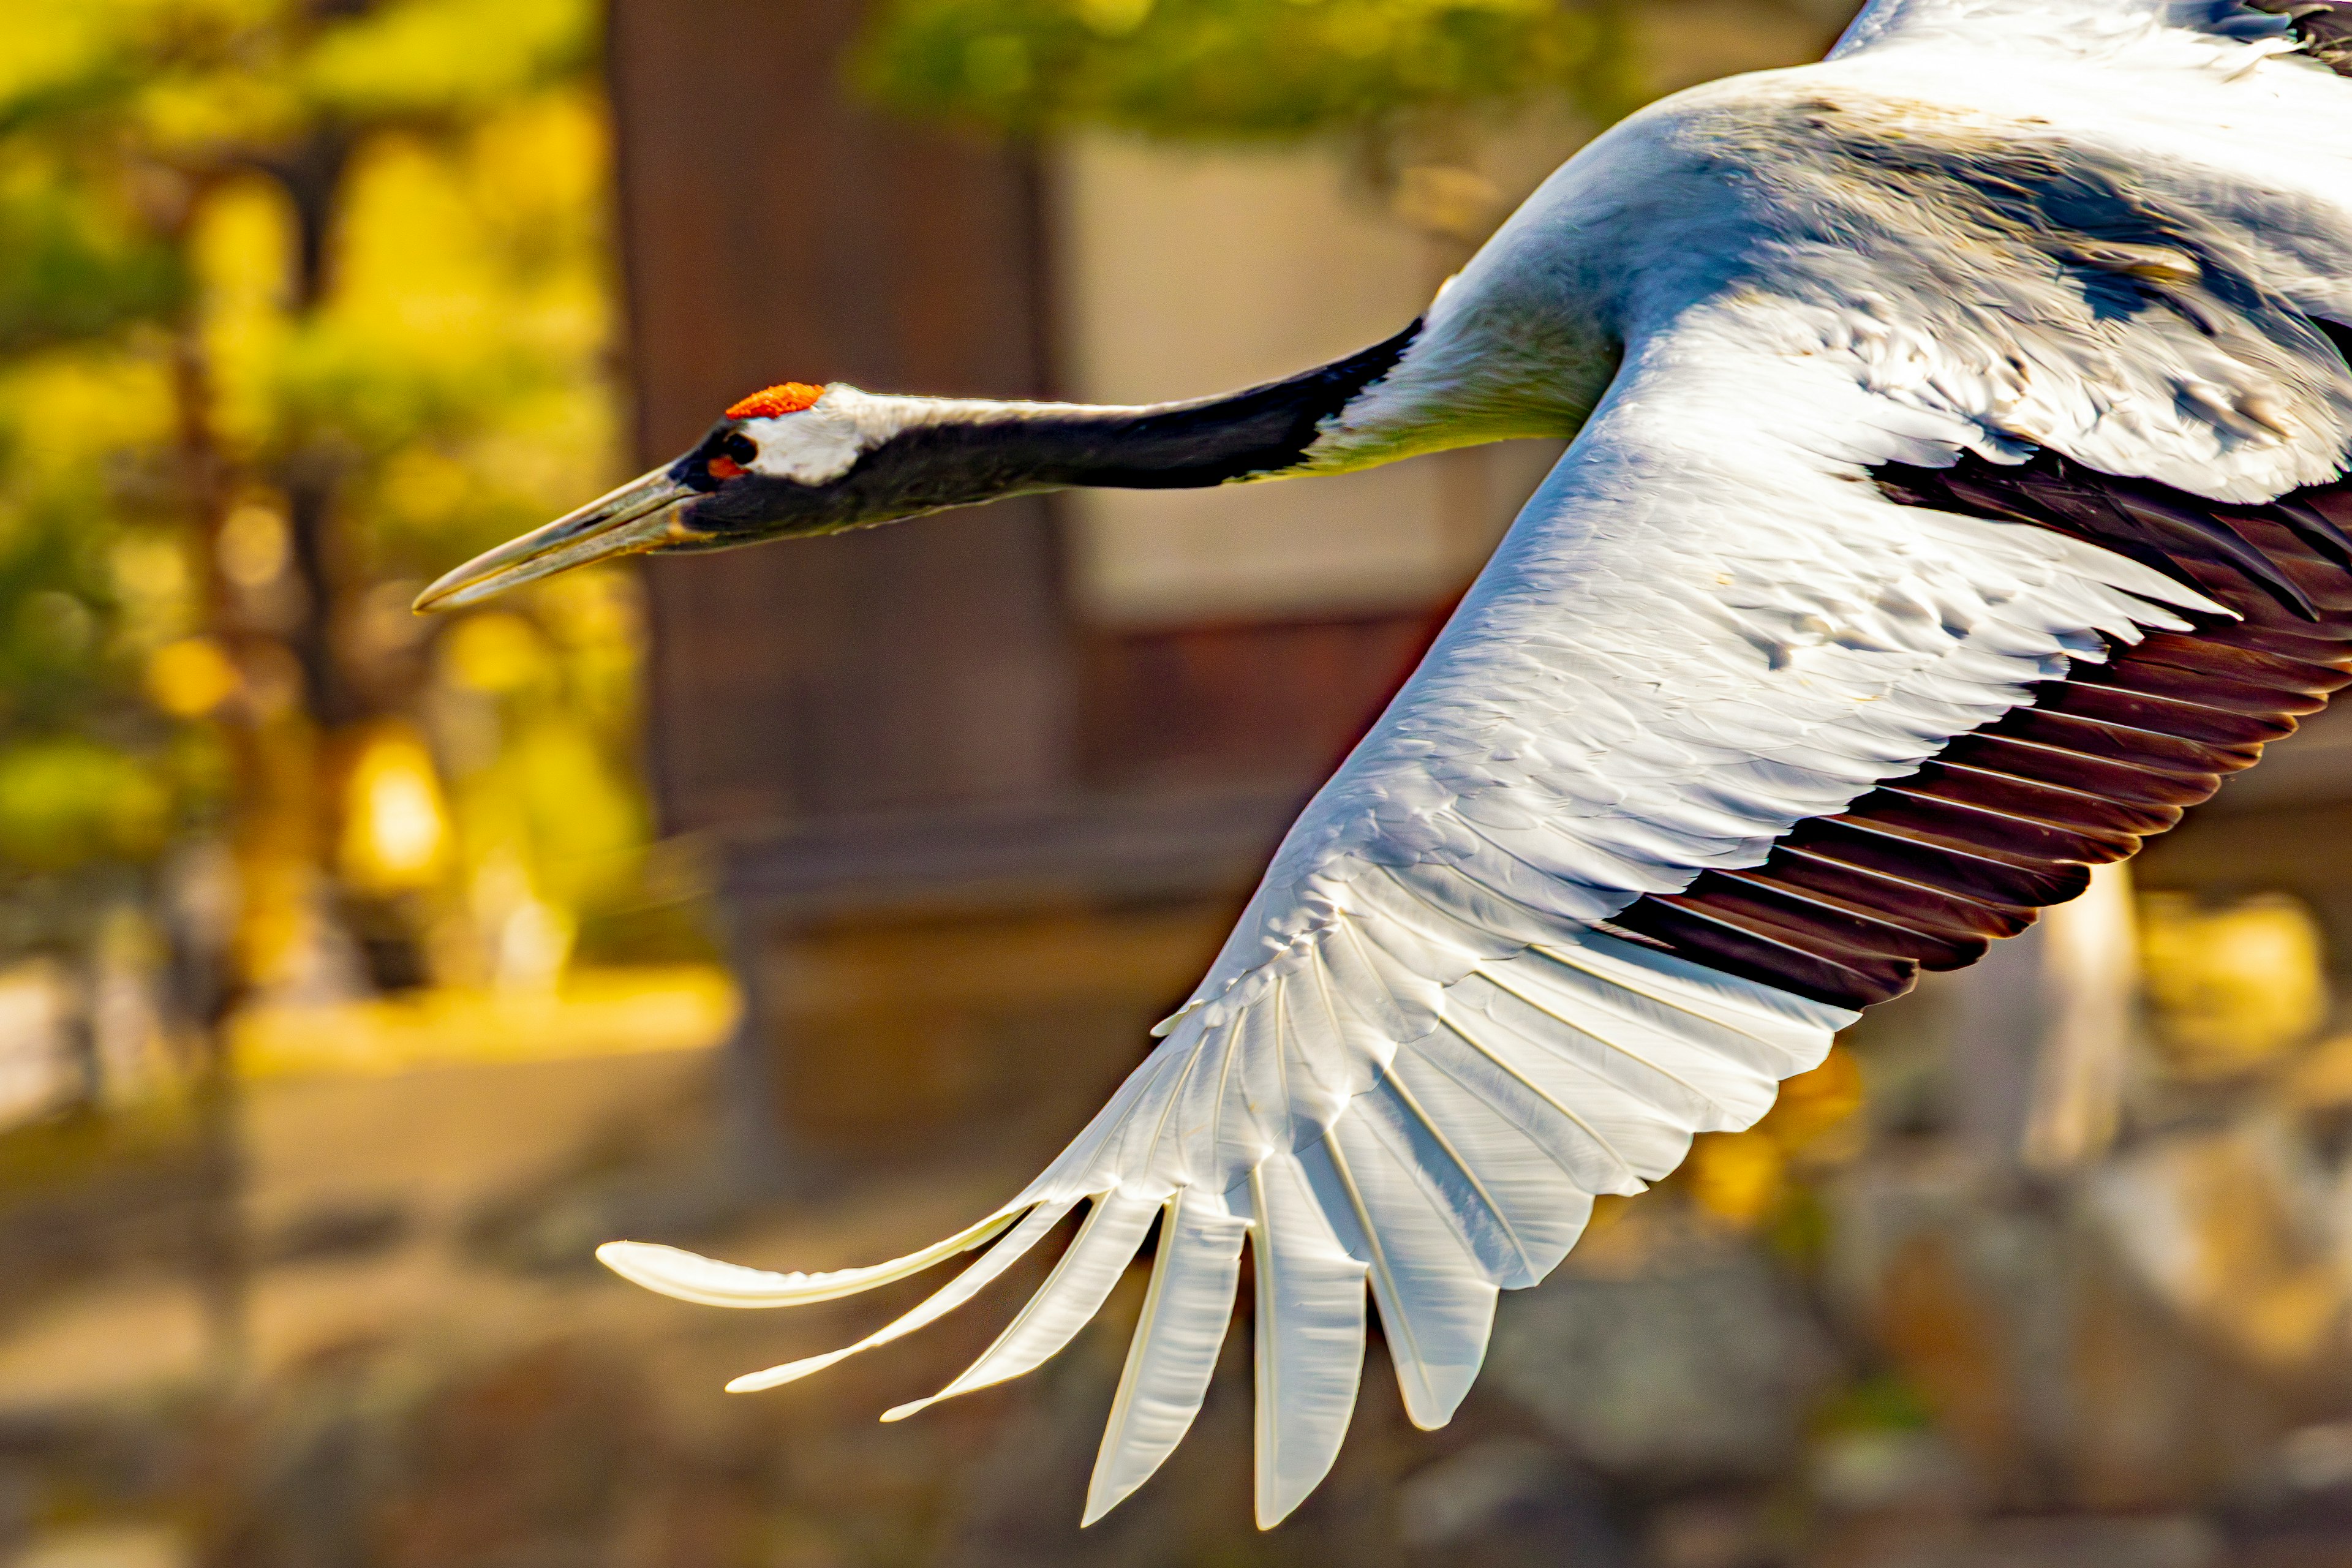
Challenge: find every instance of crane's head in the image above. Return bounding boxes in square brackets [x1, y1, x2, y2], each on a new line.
[413, 379, 942, 612]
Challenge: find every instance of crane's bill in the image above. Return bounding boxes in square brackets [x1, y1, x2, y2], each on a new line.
[413, 464, 698, 613]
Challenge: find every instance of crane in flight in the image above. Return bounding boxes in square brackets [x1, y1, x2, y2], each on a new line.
[420, 0, 2352, 1528]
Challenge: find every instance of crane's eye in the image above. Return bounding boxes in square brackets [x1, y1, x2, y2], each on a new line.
[706, 431, 758, 480]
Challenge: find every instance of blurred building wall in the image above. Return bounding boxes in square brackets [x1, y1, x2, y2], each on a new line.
[609, 0, 1068, 830]
[1059, 136, 1504, 626]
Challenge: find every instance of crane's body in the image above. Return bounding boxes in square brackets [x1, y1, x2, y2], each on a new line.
[420, 0, 2352, 1529]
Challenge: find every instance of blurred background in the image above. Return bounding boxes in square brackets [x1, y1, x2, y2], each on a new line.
[2, 2, 2351, 1565]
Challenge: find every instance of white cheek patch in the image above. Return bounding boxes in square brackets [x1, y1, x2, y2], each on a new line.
[742, 386, 910, 486]
[743, 410, 865, 485]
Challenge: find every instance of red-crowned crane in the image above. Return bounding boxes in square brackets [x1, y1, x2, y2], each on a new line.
[420, 0, 2352, 1528]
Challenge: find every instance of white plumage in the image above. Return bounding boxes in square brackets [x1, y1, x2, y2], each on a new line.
[586, 0, 2352, 1527]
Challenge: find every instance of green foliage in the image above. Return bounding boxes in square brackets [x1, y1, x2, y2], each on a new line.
[301, 0, 594, 121]
[0, 304, 187, 877]
[0, 0, 595, 156]
[249, 105, 619, 582]
[855, 0, 1636, 140]
[0, 736, 170, 870]
[1815, 1371, 1939, 1435]
[0, 162, 186, 356]
[0, 511, 121, 733]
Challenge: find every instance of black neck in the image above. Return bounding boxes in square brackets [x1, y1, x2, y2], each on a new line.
[855, 319, 1422, 505]
[1024, 318, 1423, 488]
[674, 320, 1423, 541]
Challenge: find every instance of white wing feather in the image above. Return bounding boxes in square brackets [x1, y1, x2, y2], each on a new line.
[1246, 1153, 1370, 1525]
[1084, 1189, 1250, 1524]
[598, 1, 2352, 1528]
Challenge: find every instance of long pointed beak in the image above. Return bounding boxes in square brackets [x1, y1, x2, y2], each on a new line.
[413, 466, 699, 613]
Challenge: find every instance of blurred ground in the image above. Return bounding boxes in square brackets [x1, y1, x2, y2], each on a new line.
[13, 951, 2352, 1568]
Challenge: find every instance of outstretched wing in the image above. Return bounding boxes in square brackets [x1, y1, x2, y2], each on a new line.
[602, 3, 2352, 1532]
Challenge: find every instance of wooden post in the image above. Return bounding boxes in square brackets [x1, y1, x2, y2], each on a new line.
[607, 0, 1069, 833]
[605, 0, 1071, 1177]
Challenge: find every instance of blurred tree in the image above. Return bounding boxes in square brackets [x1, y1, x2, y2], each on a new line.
[0, 0, 643, 1054]
[855, 0, 1638, 141]
[0, 0, 653, 1395]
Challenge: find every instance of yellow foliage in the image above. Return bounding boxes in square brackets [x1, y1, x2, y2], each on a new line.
[442, 611, 552, 696]
[111, 535, 197, 652]
[529, 569, 644, 734]
[145, 637, 239, 717]
[1685, 1046, 1866, 1227]
[461, 717, 644, 910]
[185, 90, 617, 565]
[339, 722, 451, 894]
[1762, 1043, 1865, 1153]
[0, 0, 123, 108]
[0, 350, 173, 514]
[1687, 1131, 1784, 1228]
[192, 175, 296, 450]
[216, 502, 290, 588]
[297, 0, 592, 120]
[2141, 891, 2330, 1078]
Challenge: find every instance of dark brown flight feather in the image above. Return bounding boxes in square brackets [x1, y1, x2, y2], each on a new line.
[1607, 448, 2352, 1011]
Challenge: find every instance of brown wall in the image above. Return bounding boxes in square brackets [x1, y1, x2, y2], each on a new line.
[607, 0, 1069, 832]
[1076, 608, 1449, 791]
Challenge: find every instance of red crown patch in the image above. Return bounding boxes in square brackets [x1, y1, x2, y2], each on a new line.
[726, 382, 826, 420]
